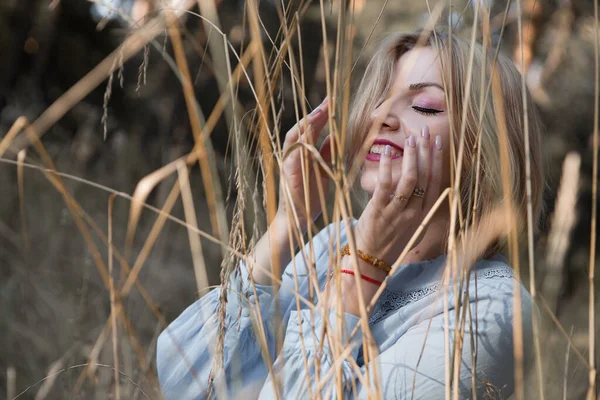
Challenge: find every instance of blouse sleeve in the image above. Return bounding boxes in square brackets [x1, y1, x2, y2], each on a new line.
[358, 276, 534, 399]
[156, 224, 338, 399]
[156, 262, 276, 400]
[258, 307, 364, 399]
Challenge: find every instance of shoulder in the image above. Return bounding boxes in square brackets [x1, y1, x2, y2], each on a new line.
[468, 256, 535, 343]
[471, 256, 531, 304]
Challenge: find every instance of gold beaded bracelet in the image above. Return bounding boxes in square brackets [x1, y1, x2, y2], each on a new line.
[340, 244, 391, 273]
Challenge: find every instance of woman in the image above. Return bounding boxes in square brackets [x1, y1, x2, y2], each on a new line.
[157, 29, 544, 399]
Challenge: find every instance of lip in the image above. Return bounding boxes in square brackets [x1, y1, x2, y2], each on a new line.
[365, 138, 404, 162]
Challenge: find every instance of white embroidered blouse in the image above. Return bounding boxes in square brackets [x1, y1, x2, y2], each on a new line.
[157, 220, 533, 399]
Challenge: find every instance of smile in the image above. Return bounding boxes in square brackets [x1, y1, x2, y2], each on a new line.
[365, 139, 404, 161]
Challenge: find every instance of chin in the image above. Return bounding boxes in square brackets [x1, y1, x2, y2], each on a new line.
[360, 170, 378, 195]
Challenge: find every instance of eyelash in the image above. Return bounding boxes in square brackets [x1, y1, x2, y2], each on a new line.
[412, 106, 443, 116]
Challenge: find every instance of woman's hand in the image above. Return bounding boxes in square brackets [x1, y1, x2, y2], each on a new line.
[251, 99, 332, 285]
[354, 126, 444, 267]
[277, 98, 332, 232]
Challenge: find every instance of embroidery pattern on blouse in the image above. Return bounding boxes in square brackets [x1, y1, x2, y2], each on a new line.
[368, 266, 515, 326]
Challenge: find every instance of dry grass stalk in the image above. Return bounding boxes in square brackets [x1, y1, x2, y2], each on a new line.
[280, 13, 335, 396]
[537, 295, 590, 369]
[121, 181, 181, 295]
[177, 161, 210, 293]
[0, 116, 27, 158]
[75, 320, 111, 390]
[108, 195, 121, 400]
[516, 0, 546, 397]
[165, 7, 225, 246]
[491, 51, 525, 400]
[17, 149, 29, 251]
[7, 366, 16, 400]
[564, 326, 575, 400]
[102, 56, 119, 141]
[448, 2, 484, 398]
[34, 347, 77, 400]
[196, 0, 238, 133]
[469, 6, 494, 399]
[587, 1, 600, 398]
[543, 152, 581, 305]
[126, 162, 183, 252]
[118, 305, 159, 387]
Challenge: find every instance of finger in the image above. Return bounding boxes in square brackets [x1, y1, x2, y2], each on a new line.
[282, 98, 328, 153]
[306, 98, 329, 144]
[394, 134, 418, 206]
[295, 102, 329, 175]
[315, 135, 333, 200]
[424, 134, 444, 211]
[372, 144, 394, 206]
[414, 126, 431, 205]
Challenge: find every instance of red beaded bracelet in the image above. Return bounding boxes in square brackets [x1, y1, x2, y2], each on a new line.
[340, 269, 383, 286]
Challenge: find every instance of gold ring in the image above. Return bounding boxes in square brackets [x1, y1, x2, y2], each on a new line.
[413, 187, 426, 198]
[393, 194, 407, 202]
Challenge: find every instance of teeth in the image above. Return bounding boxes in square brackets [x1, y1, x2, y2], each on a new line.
[369, 144, 402, 156]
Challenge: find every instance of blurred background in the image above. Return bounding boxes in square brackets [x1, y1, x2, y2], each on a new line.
[1, 0, 599, 398]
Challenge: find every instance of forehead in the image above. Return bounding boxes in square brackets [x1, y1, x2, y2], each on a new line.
[393, 46, 443, 87]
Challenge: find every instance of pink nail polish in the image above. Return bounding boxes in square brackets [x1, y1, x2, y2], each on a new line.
[421, 126, 430, 139]
[309, 105, 322, 117]
[384, 145, 391, 156]
[408, 135, 416, 148]
[435, 135, 442, 150]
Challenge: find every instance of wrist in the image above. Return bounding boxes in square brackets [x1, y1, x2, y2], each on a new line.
[270, 211, 295, 244]
[341, 255, 388, 282]
[336, 259, 383, 317]
[251, 213, 295, 285]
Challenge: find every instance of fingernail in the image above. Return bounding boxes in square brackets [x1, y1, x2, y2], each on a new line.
[309, 105, 322, 117]
[435, 135, 442, 150]
[384, 144, 391, 156]
[421, 126, 430, 139]
[309, 98, 328, 117]
[408, 135, 416, 148]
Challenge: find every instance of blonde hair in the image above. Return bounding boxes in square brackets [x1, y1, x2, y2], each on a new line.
[346, 30, 545, 257]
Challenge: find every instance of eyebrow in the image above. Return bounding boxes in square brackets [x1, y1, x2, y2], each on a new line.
[408, 82, 445, 92]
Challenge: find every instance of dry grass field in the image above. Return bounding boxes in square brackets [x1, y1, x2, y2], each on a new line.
[1, 0, 600, 399]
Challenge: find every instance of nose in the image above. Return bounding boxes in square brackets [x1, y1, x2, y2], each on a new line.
[370, 102, 400, 133]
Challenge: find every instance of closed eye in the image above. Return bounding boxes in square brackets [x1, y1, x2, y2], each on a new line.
[412, 106, 443, 116]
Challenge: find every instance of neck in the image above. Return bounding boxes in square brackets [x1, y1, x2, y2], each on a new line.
[402, 213, 449, 264]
